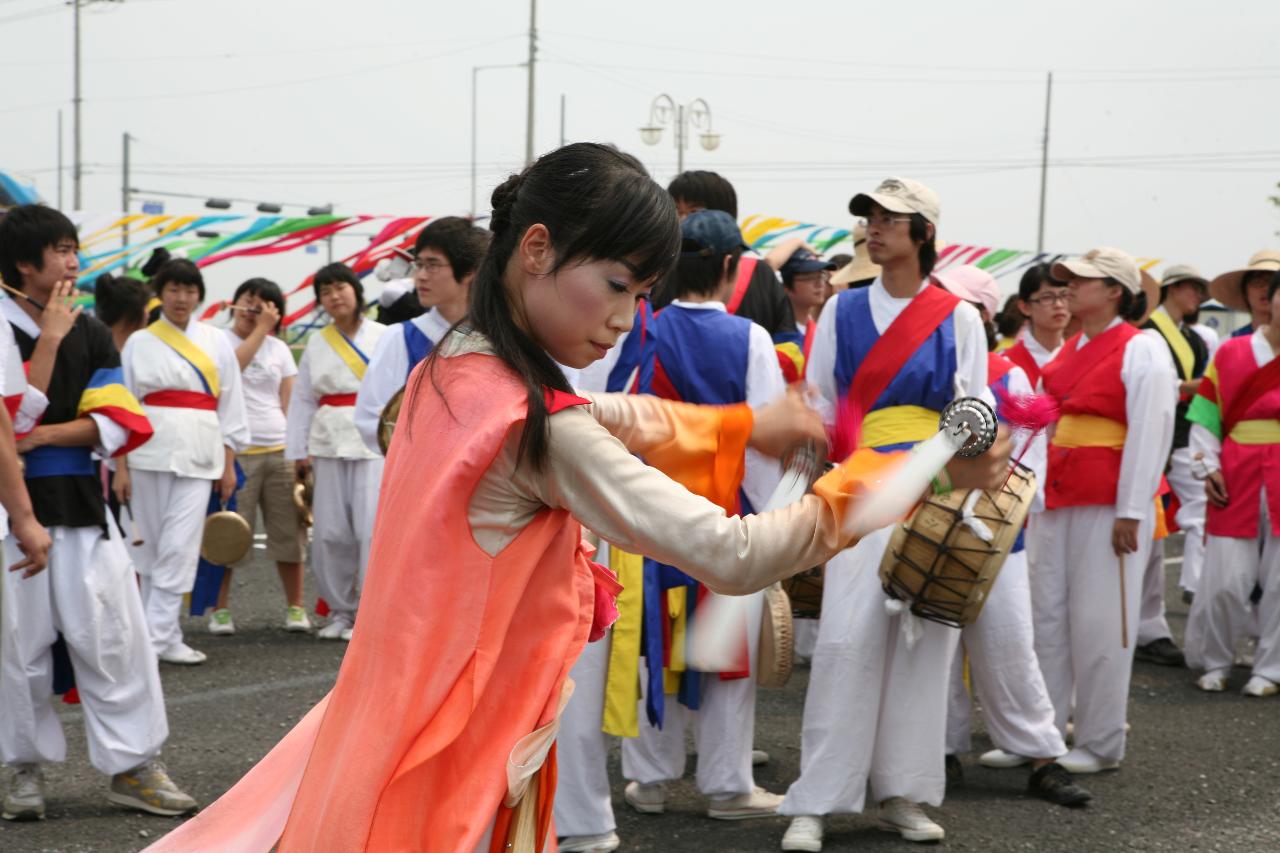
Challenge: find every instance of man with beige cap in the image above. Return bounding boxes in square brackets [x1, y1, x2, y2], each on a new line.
[1030, 247, 1176, 774]
[780, 178, 989, 850]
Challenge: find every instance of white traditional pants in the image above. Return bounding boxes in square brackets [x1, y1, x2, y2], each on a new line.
[780, 526, 960, 816]
[1184, 495, 1280, 682]
[130, 469, 213, 654]
[946, 550, 1066, 759]
[0, 524, 168, 775]
[1029, 505, 1153, 763]
[553, 636, 617, 837]
[622, 591, 763, 800]
[1168, 448, 1209, 593]
[310, 456, 383, 626]
[1137, 537, 1174, 646]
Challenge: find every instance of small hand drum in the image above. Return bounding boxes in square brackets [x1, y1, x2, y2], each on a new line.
[377, 387, 406, 455]
[201, 510, 253, 566]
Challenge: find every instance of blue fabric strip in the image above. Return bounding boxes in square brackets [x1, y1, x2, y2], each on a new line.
[23, 446, 95, 479]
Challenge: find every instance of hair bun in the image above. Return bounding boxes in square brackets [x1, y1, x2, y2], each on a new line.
[489, 173, 524, 234]
[141, 247, 171, 278]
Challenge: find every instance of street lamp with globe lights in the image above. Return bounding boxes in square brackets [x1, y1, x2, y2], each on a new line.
[638, 94, 720, 175]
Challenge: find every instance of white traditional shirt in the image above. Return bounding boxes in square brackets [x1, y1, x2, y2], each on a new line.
[122, 316, 250, 479]
[286, 318, 387, 461]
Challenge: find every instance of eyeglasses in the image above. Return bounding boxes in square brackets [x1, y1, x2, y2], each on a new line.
[1028, 292, 1069, 306]
[411, 259, 450, 273]
[859, 214, 912, 231]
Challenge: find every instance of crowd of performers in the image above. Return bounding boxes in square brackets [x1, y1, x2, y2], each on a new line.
[0, 142, 1275, 852]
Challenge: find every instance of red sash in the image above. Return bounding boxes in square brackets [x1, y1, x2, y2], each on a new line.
[318, 393, 358, 407]
[3, 393, 20, 420]
[835, 285, 960, 457]
[143, 390, 217, 411]
[1004, 339, 1041, 388]
[1223, 355, 1280, 435]
[802, 316, 817, 365]
[1041, 323, 1139, 402]
[988, 352, 1015, 386]
[725, 257, 757, 315]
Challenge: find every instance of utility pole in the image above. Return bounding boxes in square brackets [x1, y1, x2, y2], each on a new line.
[57, 110, 64, 209]
[1036, 71, 1053, 253]
[525, 0, 537, 165]
[73, 0, 82, 209]
[121, 132, 132, 251]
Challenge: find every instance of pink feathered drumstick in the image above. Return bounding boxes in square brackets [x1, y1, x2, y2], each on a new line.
[992, 384, 1061, 484]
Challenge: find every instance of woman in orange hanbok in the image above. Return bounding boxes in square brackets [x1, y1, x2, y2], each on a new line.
[147, 143, 1005, 853]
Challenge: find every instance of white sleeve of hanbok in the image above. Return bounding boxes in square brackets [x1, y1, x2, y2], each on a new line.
[13, 387, 48, 435]
[284, 351, 316, 461]
[804, 296, 840, 428]
[1117, 334, 1177, 520]
[214, 331, 251, 453]
[1189, 423, 1221, 477]
[355, 328, 408, 454]
[952, 301, 989, 398]
[742, 323, 787, 512]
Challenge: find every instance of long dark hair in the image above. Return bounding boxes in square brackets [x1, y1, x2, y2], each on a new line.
[414, 142, 680, 471]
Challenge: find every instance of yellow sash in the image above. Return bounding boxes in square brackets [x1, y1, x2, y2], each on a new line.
[601, 547, 645, 738]
[1149, 310, 1194, 381]
[239, 444, 286, 456]
[1052, 414, 1127, 449]
[147, 321, 220, 397]
[320, 324, 368, 381]
[663, 587, 688, 695]
[859, 405, 940, 449]
[1229, 419, 1280, 445]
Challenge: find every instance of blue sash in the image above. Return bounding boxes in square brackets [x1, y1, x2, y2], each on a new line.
[24, 446, 95, 479]
[606, 302, 654, 393]
[402, 320, 434, 378]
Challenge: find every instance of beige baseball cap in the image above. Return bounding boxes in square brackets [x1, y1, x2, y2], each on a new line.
[849, 177, 941, 226]
[1208, 250, 1280, 312]
[1052, 247, 1160, 316]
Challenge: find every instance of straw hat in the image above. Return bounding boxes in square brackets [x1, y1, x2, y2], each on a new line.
[829, 222, 882, 287]
[1208, 250, 1280, 312]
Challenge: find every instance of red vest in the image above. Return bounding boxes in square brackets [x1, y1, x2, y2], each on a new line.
[1004, 339, 1041, 389]
[1041, 323, 1140, 509]
[1207, 337, 1280, 537]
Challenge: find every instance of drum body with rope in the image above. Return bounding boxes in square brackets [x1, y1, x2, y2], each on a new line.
[377, 386, 406, 455]
[781, 566, 825, 619]
[878, 464, 1036, 627]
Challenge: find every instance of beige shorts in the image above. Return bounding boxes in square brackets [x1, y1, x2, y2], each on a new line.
[234, 449, 305, 565]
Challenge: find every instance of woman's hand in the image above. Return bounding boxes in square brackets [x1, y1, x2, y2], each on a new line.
[254, 301, 280, 334]
[216, 464, 238, 503]
[944, 426, 1013, 492]
[1112, 518, 1140, 556]
[1205, 470, 1229, 508]
[112, 463, 132, 504]
[748, 386, 827, 459]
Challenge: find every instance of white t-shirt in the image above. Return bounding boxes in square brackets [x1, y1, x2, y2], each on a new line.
[225, 329, 298, 448]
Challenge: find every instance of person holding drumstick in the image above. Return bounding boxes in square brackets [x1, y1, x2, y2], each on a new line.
[206, 278, 310, 635]
[1030, 248, 1176, 774]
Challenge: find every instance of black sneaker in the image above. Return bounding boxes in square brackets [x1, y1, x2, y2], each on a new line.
[1182, 589, 1194, 606]
[1028, 762, 1092, 808]
[1135, 637, 1185, 667]
[945, 754, 964, 787]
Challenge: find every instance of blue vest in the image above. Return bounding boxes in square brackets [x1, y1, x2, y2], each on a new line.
[402, 319, 434, 379]
[832, 287, 958, 452]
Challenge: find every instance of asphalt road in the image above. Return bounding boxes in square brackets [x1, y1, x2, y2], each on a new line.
[3, 534, 1278, 852]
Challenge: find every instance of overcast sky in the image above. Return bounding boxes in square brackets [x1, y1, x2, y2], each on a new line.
[3, 0, 1279, 300]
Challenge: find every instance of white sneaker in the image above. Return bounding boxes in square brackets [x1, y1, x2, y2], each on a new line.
[2, 764, 45, 821]
[752, 748, 770, 766]
[340, 628, 353, 642]
[207, 609, 235, 636]
[978, 748, 1030, 769]
[623, 781, 665, 814]
[781, 815, 824, 851]
[158, 642, 207, 666]
[316, 619, 351, 640]
[1197, 669, 1229, 692]
[707, 786, 783, 820]
[877, 797, 945, 842]
[1057, 747, 1119, 774]
[558, 832, 620, 852]
[1242, 675, 1278, 697]
[283, 605, 312, 633]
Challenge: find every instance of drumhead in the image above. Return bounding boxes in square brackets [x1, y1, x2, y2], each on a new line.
[378, 387, 406, 455]
[757, 583, 795, 688]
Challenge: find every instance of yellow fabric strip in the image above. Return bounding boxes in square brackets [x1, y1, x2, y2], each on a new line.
[859, 405, 940, 449]
[663, 587, 687, 695]
[321, 324, 368, 381]
[1149, 310, 1194, 381]
[602, 547, 644, 738]
[78, 385, 145, 418]
[147, 321, 221, 398]
[240, 444, 286, 456]
[1228, 419, 1280, 444]
[1052, 414, 1127, 449]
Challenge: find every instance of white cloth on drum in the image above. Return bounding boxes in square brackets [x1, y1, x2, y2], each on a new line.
[1137, 537, 1173, 646]
[129, 468, 213, 653]
[1167, 447, 1208, 593]
[621, 590, 763, 800]
[553, 634, 617, 837]
[1185, 492, 1280, 682]
[1028, 504, 1153, 763]
[0, 523, 168, 775]
[310, 456, 383, 624]
[945, 550, 1066, 760]
[779, 525, 960, 816]
[794, 618, 819, 660]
